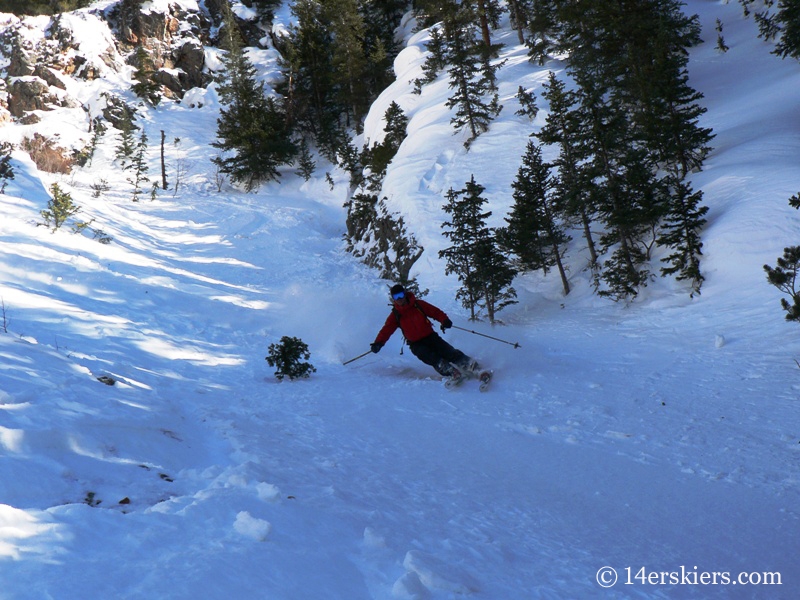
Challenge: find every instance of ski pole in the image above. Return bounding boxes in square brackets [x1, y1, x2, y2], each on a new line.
[452, 325, 521, 349]
[343, 350, 372, 365]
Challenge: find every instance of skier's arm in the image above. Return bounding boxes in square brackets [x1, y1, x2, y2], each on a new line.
[416, 299, 450, 325]
[374, 314, 399, 346]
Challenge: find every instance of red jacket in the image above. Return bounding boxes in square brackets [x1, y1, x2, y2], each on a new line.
[375, 293, 449, 345]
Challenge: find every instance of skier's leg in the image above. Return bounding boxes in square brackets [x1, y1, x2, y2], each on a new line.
[428, 333, 478, 372]
[409, 336, 456, 376]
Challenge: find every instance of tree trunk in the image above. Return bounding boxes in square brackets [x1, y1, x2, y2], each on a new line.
[160, 130, 167, 190]
[476, 0, 492, 49]
[508, 0, 526, 45]
[553, 242, 570, 295]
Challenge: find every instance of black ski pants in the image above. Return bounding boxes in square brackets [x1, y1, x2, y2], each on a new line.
[408, 332, 469, 376]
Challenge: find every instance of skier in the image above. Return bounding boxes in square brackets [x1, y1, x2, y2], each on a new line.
[370, 284, 479, 382]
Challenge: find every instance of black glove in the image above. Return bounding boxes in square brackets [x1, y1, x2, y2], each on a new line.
[441, 318, 453, 332]
[370, 342, 383, 354]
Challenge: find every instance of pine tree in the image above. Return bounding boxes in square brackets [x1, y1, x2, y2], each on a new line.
[440, 185, 481, 321]
[127, 128, 150, 202]
[265, 336, 316, 381]
[515, 85, 538, 120]
[212, 4, 295, 190]
[249, 0, 283, 22]
[765, 246, 800, 322]
[0, 142, 14, 193]
[526, 0, 559, 64]
[657, 173, 708, 296]
[366, 101, 408, 186]
[578, 85, 666, 301]
[507, 0, 532, 45]
[773, 0, 800, 60]
[345, 193, 424, 290]
[443, 9, 502, 148]
[544, 0, 711, 299]
[504, 141, 571, 295]
[327, 0, 371, 128]
[86, 117, 107, 167]
[276, 0, 344, 160]
[40, 183, 80, 231]
[764, 193, 800, 321]
[131, 45, 160, 106]
[295, 139, 316, 181]
[413, 25, 448, 93]
[470, 0, 504, 52]
[357, 0, 409, 96]
[114, 105, 138, 169]
[440, 175, 517, 322]
[536, 72, 598, 266]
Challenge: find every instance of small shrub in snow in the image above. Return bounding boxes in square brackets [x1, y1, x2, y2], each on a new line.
[265, 336, 316, 381]
[0, 141, 14, 192]
[40, 183, 80, 231]
[764, 246, 800, 321]
[1, 298, 8, 334]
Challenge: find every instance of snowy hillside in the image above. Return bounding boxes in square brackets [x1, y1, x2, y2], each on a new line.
[0, 1, 799, 598]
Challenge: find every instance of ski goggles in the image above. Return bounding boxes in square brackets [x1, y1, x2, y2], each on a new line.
[392, 290, 406, 300]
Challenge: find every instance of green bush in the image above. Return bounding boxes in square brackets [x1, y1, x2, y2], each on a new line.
[40, 183, 80, 231]
[265, 336, 316, 381]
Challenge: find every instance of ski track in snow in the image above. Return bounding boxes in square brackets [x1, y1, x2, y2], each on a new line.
[2, 180, 798, 598]
[0, 1, 799, 598]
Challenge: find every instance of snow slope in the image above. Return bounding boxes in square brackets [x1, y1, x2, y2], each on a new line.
[0, 1, 798, 598]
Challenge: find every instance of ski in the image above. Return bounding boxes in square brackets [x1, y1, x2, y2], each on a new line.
[444, 373, 466, 390]
[444, 367, 466, 389]
[478, 370, 493, 392]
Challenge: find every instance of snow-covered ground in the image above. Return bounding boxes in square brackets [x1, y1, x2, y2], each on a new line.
[0, 1, 798, 598]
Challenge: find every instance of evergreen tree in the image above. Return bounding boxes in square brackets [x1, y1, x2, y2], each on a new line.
[365, 101, 408, 187]
[507, 0, 533, 45]
[114, 105, 138, 169]
[536, 72, 598, 266]
[615, 0, 712, 178]
[343, 102, 418, 287]
[526, 0, 559, 64]
[359, 0, 410, 94]
[545, 0, 712, 299]
[413, 25, 447, 93]
[265, 336, 316, 381]
[249, 0, 283, 22]
[131, 45, 160, 106]
[470, 0, 504, 52]
[40, 183, 79, 231]
[504, 141, 571, 295]
[127, 128, 150, 202]
[345, 193, 425, 290]
[765, 246, 800, 322]
[213, 95, 296, 191]
[295, 139, 316, 181]
[213, 3, 295, 190]
[578, 84, 665, 300]
[764, 193, 800, 321]
[413, 0, 459, 27]
[773, 0, 800, 60]
[440, 175, 517, 322]
[327, 0, 371, 128]
[86, 117, 107, 167]
[276, 0, 344, 160]
[0, 142, 14, 193]
[440, 185, 481, 321]
[657, 173, 708, 296]
[515, 85, 538, 120]
[443, 9, 502, 148]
